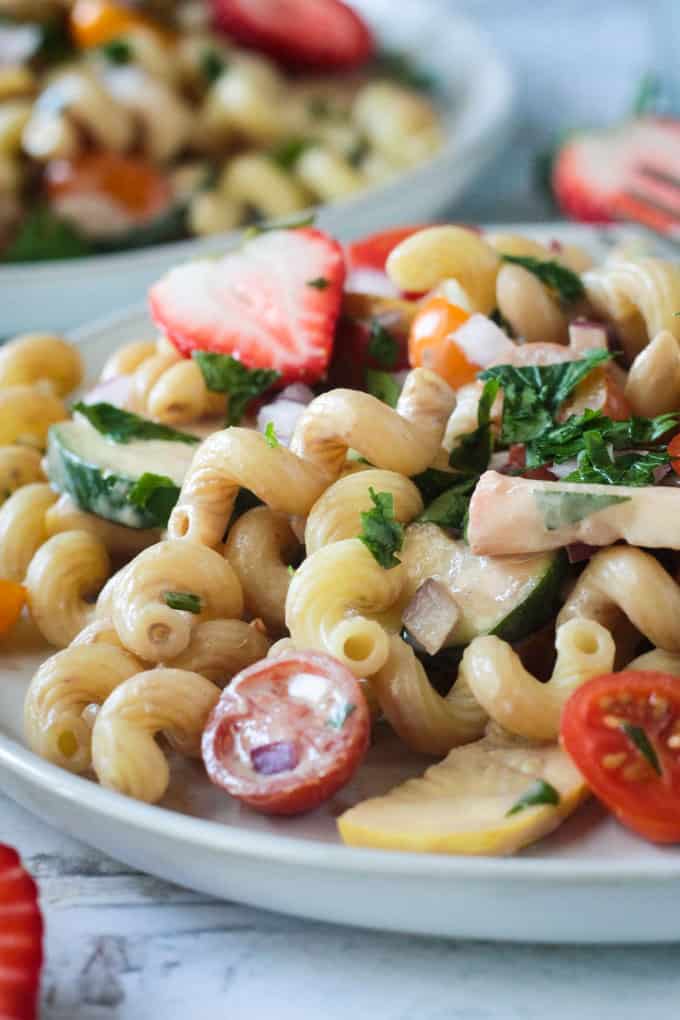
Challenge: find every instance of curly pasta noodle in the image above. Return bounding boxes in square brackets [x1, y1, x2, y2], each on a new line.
[71, 617, 125, 650]
[371, 635, 488, 755]
[459, 619, 615, 741]
[0, 384, 67, 447]
[624, 330, 680, 417]
[224, 507, 300, 633]
[583, 257, 680, 362]
[101, 339, 157, 381]
[25, 531, 111, 648]
[100, 540, 244, 662]
[495, 263, 569, 345]
[0, 482, 56, 581]
[45, 494, 160, 560]
[145, 358, 226, 424]
[557, 546, 680, 653]
[0, 333, 83, 395]
[0, 445, 44, 502]
[627, 648, 680, 675]
[285, 538, 403, 678]
[304, 470, 423, 555]
[127, 347, 181, 414]
[291, 368, 455, 480]
[170, 619, 271, 686]
[92, 668, 220, 803]
[24, 644, 143, 773]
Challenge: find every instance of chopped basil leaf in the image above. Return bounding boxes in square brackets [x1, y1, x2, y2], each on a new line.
[327, 702, 357, 730]
[201, 49, 226, 84]
[164, 591, 202, 614]
[373, 49, 438, 93]
[564, 431, 669, 486]
[534, 489, 630, 531]
[192, 352, 280, 425]
[411, 468, 461, 503]
[270, 137, 315, 171]
[367, 320, 399, 369]
[72, 402, 199, 445]
[101, 38, 132, 64]
[500, 253, 585, 305]
[366, 369, 401, 408]
[449, 378, 499, 474]
[264, 422, 279, 448]
[307, 276, 329, 289]
[480, 350, 611, 445]
[3, 206, 92, 263]
[526, 410, 678, 467]
[506, 779, 560, 816]
[358, 488, 404, 569]
[128, 473, 178, 528]
[418, 476, 477, 531]
[621, 721, 661, 775]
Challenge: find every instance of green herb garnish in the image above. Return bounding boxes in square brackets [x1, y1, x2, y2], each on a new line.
[500, 253, 585, 305]
[287, 565, 296, 577]
[264, 422, 279, 448]
[564, 431, 670, 487]
[128, 473, 179, 528]
[506, 779, 560, 816]
[3, 206, 92, 263]
[192, 352, 280, 426]
[449, 378, 499, 474]
[358, 488, 404, 569]
[533, 490, 630, 531]
[307, 276, 329, 290]
[525, 410, 677, 467]
[327, 702, 357, 730]
[411, 468, 461, 503]
[480, 350, 610, 445]
[366, 369, 401, 408]
[101, 38, 132, 64]
[164, 591, 202, 614]
[73, 403, 199, 446]
[201, 49, 226, 84]
[367, 320, 399, 369]
[621, 722, 661, 775]
[270, 137, 315, 171]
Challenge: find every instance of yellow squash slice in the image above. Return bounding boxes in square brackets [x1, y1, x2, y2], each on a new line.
[338, 726, 588, 855]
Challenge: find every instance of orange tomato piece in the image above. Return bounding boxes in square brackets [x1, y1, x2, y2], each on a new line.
[46, 153, 171, 222]
[70, 0, 170, 48]
[408, 297, 475, 387]
[0, 580, 26, 637]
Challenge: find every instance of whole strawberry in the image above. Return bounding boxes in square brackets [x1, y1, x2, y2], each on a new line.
[0, 845, 43, 1020]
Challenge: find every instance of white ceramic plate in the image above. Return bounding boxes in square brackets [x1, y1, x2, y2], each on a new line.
[0, 0, 514, 335]
[5, 223, 680, 945]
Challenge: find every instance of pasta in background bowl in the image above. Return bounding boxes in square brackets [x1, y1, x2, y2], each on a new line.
[5, 220, 680, 944]
[0, 1, 514, 333]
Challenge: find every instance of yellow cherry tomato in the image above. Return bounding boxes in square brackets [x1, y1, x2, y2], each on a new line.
[70, 0, 170, 49]
[408, 297, 476, 387]
[0, 579, 26, 637]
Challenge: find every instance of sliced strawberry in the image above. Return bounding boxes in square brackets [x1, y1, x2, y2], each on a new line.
[0, 845, 43, 1020]
[346, 225, 432, 273]
[150, 228, 346, 385]
[553, 117, 680, 224]
[211, 0, 374, 71]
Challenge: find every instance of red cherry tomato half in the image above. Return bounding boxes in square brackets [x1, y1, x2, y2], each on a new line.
[561, 670, 680, 843]
[202, 652, 370, 815]
[668, 434, 680, 476]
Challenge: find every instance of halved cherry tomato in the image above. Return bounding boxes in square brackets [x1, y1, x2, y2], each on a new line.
[561, 671, 680, 843]
[46, 153, 171, 225]
[559, 367, 631, 422]
[0, 580, 26, 637]
[669, 434, 680, 476]
[346, 225, 431, 273]
[70, 0, 171, 48]
[408, 296, 477, 387]
[202, 652, 370, 815]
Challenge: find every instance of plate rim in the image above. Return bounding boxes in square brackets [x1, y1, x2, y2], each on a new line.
[5, 218, 680, 888]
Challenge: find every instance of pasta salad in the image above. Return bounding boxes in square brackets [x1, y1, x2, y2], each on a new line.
[0, 0, 442, 261]
[4, 220, 680, 855]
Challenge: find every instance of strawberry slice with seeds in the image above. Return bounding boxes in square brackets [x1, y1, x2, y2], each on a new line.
[150, 228, 346, 386]
[553, 117, 680, 224]
[211, 0, 374, 71]
[0, 845, 43, 1020]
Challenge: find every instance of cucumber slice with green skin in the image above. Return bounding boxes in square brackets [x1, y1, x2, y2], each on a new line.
[46, 419, 196, 529]
[402, 523, 566, 647]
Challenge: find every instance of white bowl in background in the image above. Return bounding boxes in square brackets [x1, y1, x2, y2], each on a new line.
[1, 0, 514, 335]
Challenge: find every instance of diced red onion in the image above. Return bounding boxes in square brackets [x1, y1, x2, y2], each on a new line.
[278, 383, 315, 405]
[550, 459, 579, 479]
[549, 239, 563, 253]
[653, 463, 672, 485]
[257, 399, 308, 447]
[250, 740, 299, 775]
[79, 374, 132, 409]
[452, 314, 515, 368]
[345, 268, 400, 298]
[567, 542, 599, 564]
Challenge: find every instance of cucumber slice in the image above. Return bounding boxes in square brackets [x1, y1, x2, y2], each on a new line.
[401, 523, 566, 646]
[46, 418, 196, 529]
